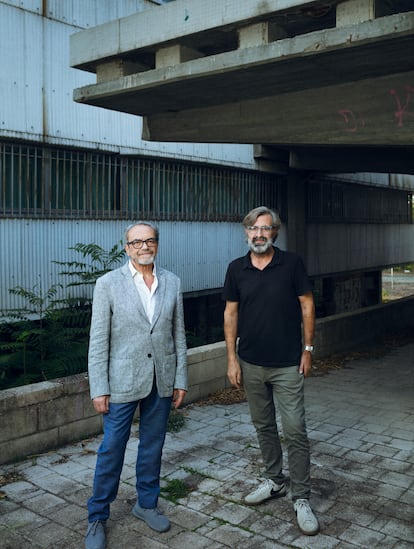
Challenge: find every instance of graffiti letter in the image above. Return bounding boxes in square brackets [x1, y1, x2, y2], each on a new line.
[338, 109, 364, 132]
[390, 86, 414, 127]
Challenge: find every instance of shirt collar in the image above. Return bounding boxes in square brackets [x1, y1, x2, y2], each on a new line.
[128, 260, 157, 279]
[243, 246, 281, 269]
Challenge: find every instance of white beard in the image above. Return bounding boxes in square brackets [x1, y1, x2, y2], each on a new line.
[248, 238, 273, 254]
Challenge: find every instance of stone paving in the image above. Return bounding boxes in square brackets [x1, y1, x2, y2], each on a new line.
[1, 343, 413, 548]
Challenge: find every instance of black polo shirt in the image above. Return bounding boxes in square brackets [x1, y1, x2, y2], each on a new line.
[222, 247, 312, 367]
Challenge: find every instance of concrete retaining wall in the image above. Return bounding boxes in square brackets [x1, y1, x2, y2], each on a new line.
[1, 297, 412, 465]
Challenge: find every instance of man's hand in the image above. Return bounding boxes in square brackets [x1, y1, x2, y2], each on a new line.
[227, 357, 242, 389]
[93, 395, 110, 414]
[299, 351, 313, 377]
[172, 389, 187, 409]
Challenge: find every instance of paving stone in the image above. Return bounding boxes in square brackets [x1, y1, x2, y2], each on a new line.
[168, 504, 211, 529]
[0, 527, 43, 549]
[339, 523, 386, 546]
[168, 530, 213, 548]
[248, 512, 292, 539]
[0, 481, 44, 503]
[211, 500, 254, 525]
[23, 492, 66, 513]
[379, 517, 414, 542]
[29, 522, 82, 547]
[0, 507, 49, 530]
[205, 522, 254, 546]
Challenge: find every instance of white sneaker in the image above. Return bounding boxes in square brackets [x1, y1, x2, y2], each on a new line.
[244, 478, 286, 506]
[293, 499, 320, 536]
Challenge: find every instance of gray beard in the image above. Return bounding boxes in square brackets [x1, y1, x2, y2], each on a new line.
[248, 239, 273, 254]
[133, 256, 154, 266]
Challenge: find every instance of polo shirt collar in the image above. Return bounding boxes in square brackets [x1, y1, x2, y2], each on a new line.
[243, 246, 282, 269]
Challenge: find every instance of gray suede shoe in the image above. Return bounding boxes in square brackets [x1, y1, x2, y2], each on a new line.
[132, 502, 170, 532]
[85, 520, 106, 549]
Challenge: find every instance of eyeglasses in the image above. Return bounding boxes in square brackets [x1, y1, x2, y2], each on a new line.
[127, 238, 158, 249]
[246, 225, 275, 233]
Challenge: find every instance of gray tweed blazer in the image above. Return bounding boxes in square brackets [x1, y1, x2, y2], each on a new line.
[87, 262, 187, 403]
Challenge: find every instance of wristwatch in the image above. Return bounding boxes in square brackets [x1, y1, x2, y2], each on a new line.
[304, 345, 314, 353]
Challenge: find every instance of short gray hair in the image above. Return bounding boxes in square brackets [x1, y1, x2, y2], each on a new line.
[124, 221, 159, 244]
[242, 206, 282, 230]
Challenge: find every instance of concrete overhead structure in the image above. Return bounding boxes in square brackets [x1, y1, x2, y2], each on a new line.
[70, 0, 414, 173]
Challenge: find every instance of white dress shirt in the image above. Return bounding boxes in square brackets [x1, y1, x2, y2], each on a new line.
[128, 261, 158, 323]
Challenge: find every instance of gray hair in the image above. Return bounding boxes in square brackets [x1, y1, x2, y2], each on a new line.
[242, 206, 282, 231]
[124, 221, 159, 244]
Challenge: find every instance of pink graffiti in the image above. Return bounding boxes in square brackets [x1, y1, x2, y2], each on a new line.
[338, 109, 365, 132]
[389, 86, 414, 127]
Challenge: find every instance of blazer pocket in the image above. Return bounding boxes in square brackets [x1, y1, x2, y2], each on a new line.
[108, 359, 133, 392]
[161, 354, 176, 388]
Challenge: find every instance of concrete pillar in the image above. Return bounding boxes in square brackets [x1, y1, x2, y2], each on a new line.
[155, 44, 201, 68]
[336, 0, 375, 26]
[238, 21, 287, 48]
[96, 60, 147, 83]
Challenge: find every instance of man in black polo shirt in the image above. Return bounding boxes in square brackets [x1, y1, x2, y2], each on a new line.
[222, 206, 319, 536]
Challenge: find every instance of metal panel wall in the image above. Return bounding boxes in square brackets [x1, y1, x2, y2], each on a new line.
[0, 4, 44, 138]
[0, 0, 157, 25]
[1, 0, 42, 16]
[0, 3, 256, 169]
[0, 219, 287, 311]
[307, 223, 414, 276]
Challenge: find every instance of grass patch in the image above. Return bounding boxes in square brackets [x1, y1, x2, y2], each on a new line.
[167, 409, 186, 433]
[160, 478, 192, 503]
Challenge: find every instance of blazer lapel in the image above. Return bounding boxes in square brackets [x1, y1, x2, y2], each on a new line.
[151, 267, 166, 328]
[120, 262, 150, 324]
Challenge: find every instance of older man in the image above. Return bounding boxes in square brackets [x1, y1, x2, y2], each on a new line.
[223, 206, 319, 536]
[85, 221, 187, 549]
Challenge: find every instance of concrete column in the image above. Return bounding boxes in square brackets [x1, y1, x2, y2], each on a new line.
[336, 0, 375, 26]
[156, 45, 201, 68]
[238, 21, 287, 48]
[96, 60, 148, 83]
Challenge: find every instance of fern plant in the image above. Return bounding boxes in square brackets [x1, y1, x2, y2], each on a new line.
[0, 240, 125, 389]
[53, 241, 125, 287]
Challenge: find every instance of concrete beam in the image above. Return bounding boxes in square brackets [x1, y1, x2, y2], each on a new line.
[70, 0, 331, 70]
[72, 13, 414, 117]
[143, 71, 414, 148]
[289, 146, 414, 173]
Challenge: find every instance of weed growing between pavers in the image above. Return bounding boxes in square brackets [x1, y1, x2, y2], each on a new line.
[160, 478, 192, 503]
[181, 466, 212, 479]
[167, 409, 186, 433]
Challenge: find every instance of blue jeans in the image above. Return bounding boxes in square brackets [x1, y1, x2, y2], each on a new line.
[87, 381, 172, 522]
[240, 360, 310, 500]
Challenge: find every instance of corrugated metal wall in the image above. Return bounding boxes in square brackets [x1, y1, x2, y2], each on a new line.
[0, 218, 287, 310]
[307, 223, 414, 276]
[0, 1, 256, 168]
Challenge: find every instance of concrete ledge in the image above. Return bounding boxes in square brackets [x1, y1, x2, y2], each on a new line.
[1, 297, 412, 465]
[315, 296, 414, 356]
[185, 341, 231, 404]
